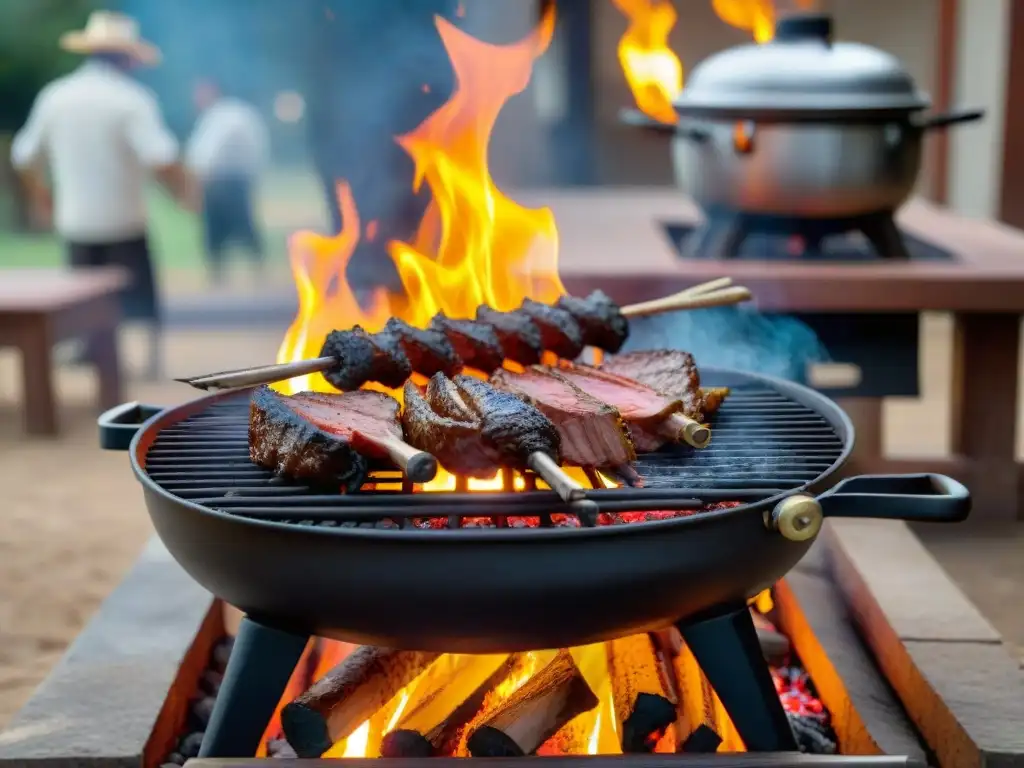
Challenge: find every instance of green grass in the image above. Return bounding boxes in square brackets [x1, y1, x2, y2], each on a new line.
[0, 185, 293, 270]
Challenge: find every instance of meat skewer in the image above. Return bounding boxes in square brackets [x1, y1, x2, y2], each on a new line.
[249, 387, 439, 488]
[402, 373, 591, 507]
[177, 279, 751, 393]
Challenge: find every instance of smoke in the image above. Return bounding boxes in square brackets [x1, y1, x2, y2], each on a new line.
[623, 306, 830, 383]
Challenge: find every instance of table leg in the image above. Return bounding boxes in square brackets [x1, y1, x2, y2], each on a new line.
[90, 325, 123, 410]
[19, 320, 57, 436]
[835, 397, 883, 475]
[950, 312, 1021, 523]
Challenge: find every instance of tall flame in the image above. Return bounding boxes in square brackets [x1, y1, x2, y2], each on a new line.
[712, 0, 819, 43]
[612, 0, 683, 124]
[275, 7, 561, 397]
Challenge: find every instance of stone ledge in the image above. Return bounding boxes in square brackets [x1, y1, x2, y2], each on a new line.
[0, 538, 217, 768]
[823, 519, 1024, 767]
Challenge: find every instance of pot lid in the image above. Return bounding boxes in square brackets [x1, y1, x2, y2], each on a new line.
[673, 13, 931, 118]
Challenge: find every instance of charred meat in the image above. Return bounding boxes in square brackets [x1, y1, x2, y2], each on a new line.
[518, 298, 584, 360]
[453, 375, 562, 469]
[385, 317, 462, 378]
[556, 290, 629, 353]
[554, 362, 682, 425]
[319, 325, 412, 391]
[600, 349, 706, 420]
[490, 367, 635, 469]
[429, 313, 506, 374]
[402, 378, 500, 478]
[475, 305, 543, 366]
[249, 386, 402, 491]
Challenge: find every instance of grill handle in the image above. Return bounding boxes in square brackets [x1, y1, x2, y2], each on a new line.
[98, 402, 164, 451]
[818, 473, 970, 523]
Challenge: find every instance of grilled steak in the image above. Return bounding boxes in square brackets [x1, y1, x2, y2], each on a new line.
[249, 386, 402, 491]
[518, 298, 584, 360]
[600, 349, 705, 419]
[385, 317, 462, 378]
[453, 375, 562, 469]
[490, 367, 635, 469]
[556, 290, 629, 353]
[702, 387, 730, 415]
[475, 305, 543, 366]
[319, 325, 412, 391]
[430, 313, 506, 373]
[402, 378, 500, 478]
[425, 371, 477, 422]
[553, 362, 682, 425]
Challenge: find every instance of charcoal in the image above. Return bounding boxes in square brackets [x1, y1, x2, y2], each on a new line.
[430, 313, 505, 373]
[190, 696, 217, 728]
[519, 298, 584, 359]
[556, 290, 629, 352]
[178, 731, 205, 759]
[386, 317, 462, 377]
[320, 325, 412, 390]
[212, 638, 234, 671]
[199, 669, 223, 695]
[789, 714, 837, 754]
[681, 724, 722, 753]
[476, 305, 543, 365]
[166, 754, 186, 766]
[267, 738, 298, 759]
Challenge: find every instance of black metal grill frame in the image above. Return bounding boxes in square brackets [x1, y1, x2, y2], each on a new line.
[139, 368, 853, 530]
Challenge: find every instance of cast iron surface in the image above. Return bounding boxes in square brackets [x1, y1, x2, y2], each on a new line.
[104, 368, 968, 652]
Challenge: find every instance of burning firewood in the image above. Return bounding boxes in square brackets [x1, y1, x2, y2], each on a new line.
[467, 650, 599, 757]
[607, 634, 680, 753]
[281, 646, 440, 757]
[379, 654, 516, 757]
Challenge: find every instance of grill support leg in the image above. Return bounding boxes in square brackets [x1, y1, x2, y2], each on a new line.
[677, 606, 797, 752]
[198, 616, 310, 758]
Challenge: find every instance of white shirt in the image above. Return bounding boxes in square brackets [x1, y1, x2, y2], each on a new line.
[11, 60, 179, 243]
[185, 98, 269, 181]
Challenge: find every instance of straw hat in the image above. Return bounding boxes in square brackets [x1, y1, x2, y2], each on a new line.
[60, 11, 160, 65]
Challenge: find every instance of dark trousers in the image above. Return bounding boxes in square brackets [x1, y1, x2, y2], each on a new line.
[68, 234, 161, 377]
[202, 175, 264, 282]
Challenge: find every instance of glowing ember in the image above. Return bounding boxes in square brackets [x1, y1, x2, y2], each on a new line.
[611, 0, 683, 124]
[712, 0, 819, 42]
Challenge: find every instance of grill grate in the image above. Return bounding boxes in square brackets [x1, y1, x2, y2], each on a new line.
[142, 383, 845, 529]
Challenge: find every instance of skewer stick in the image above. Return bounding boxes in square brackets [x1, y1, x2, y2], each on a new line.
[353, 432, 439, 484]
[174, 279, 751, 393]
[527, 452, 585, 504]
[661, 413, 711, 450]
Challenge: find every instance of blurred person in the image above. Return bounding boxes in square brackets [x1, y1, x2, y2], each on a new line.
[186, 80, 270, 285]
[303, 0, 459, 296]
[10, 11, 193, 379]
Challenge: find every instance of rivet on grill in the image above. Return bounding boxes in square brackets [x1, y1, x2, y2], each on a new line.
[766, 495, 823, 542]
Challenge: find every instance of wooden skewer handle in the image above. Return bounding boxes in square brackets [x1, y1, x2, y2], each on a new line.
[622, 286, 752, 318]
[527, 452, 585, 503]
[177, 356, 337, 391]
[359, 433, 439, 484]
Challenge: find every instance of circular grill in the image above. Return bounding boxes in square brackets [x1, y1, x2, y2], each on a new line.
[141, 370, 849, 530]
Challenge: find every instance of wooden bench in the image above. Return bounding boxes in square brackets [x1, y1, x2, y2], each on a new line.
[0, 267, 128, 436]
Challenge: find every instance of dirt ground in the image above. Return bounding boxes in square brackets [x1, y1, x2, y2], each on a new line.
[0, 314, 1020, 729]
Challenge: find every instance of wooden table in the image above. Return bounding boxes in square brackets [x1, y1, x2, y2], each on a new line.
[526, 189, 1024, 524]
[0, 268, 128, 436]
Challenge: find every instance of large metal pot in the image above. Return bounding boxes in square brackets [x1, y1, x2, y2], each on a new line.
[621, 13, 984, 218]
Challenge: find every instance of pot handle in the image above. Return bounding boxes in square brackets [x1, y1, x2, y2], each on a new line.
[912, 108, 985, 131]
[618, 107, 710, 142]
[817, 473, 970, 523]
[98, 402, 163, 451]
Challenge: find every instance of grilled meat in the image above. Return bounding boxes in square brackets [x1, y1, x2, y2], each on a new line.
[556, 290, 629, 353]
[600, 349, 705, 420]
[519, 298, 584, 360]
[385, 317, 462, 378]
[554, 362, 683, 425]
[429, 313, 506, 373]
[475, 305, 543, 366]
[320, 325, 412, 391]
[702, 387, 730, 415]
[402, 379, 500, 478]
[453, 375, 562, 469]
[249, 386, 402, 490]
[490, 367, 635, 469]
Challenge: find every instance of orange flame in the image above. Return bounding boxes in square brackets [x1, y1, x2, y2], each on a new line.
[712, 0, 819, 43]
[275, 6, 562, 399]
[611, 0, 683, 124]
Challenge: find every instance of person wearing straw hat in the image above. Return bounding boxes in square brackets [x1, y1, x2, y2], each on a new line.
[10, 10, 194, 379]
